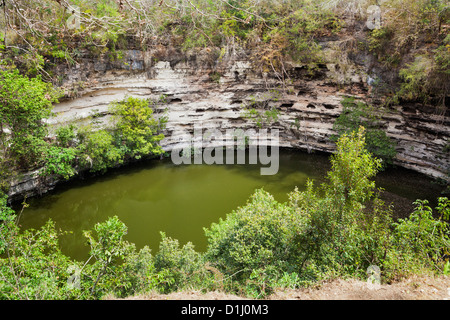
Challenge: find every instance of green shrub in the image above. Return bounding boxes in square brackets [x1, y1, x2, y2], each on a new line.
[434, 34, 450, 74]
[0, 212, 152, 299]
[83, 216, 131, 297]
[205, 189, 305, 286]
[111, 96, 165, 160]
[397, 55, 434, 102]
[117, 245, 155, 297]
[389, 198, 450, 276]
[289, 129, 393, 280]
[367, 27, 399, 65]
[77, 129, 125, 173]
[55, 124, 77, 148]
[153, 232, 212, 294]
[332, 97, 397, 168]
[42, 146, 78, 180]
[0, 193, 15, 253]
[327, 127, 382, 205]
[431, 35, 450, 105]
[0, 68, 60, 169]
[0, 217, 80, 299]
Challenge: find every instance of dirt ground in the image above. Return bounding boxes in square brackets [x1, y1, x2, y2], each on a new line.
[269, 275, 450, 300]
[116, 275, 450, 300]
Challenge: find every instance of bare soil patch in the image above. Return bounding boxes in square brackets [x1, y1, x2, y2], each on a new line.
[110, 275, 450, 300]
[269, 275, 450, 300]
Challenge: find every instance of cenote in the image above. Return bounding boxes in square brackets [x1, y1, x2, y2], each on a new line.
[17, 149, 445, 262]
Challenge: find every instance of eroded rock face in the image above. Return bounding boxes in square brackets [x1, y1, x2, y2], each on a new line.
[7, 45, 450, 201]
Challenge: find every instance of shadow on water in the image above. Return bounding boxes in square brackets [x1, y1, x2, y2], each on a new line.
[15, 148, 446, 261]
[375, 165, 446, 219]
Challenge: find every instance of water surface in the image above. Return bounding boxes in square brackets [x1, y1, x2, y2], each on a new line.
[17, 150, 444, 261]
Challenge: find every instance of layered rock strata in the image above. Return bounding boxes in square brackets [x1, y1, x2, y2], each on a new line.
[8, 46, 449, 200]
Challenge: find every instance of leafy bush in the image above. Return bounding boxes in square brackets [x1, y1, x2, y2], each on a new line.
[327, 127, 382, 205]
[55, 124, 77, 148]
[434, 34, 450, 74]
[0, 68, 60, 169]
[0, 212, 150, 299]
[204, 188, 306, 297]
[242, 106, 280, 128]
[241, 91, 282, 128]
[289, 128, 393, 280]
[393, 34, 449, 106]
[153, 232, 212, 293]
[431, 34, 450, 105]
[389, 198, 450, 277]
[397, 55, 434, 102]
[42, 146, 78, 180]
[0, 216, 79, 299]
[116, 245, 155, 297]
[83, 216, 130, 296]
[0, 193, 15, 253]
[110, 96, 165, 160]
[41, 125, 79, 179]
[332, 97, 397, 168]
[77, 129, 125, 173]
[367, 27, 399, 65]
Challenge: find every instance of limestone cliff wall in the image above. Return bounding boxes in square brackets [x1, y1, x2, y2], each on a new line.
[8, 44, 450, 201]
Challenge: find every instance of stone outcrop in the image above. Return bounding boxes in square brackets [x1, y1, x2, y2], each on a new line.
[7, 42, 450, 201]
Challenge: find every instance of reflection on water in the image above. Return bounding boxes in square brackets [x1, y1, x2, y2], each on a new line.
[17, 149, 444, 261]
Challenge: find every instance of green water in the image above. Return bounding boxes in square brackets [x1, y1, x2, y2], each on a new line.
[17, 149, 444, 261]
